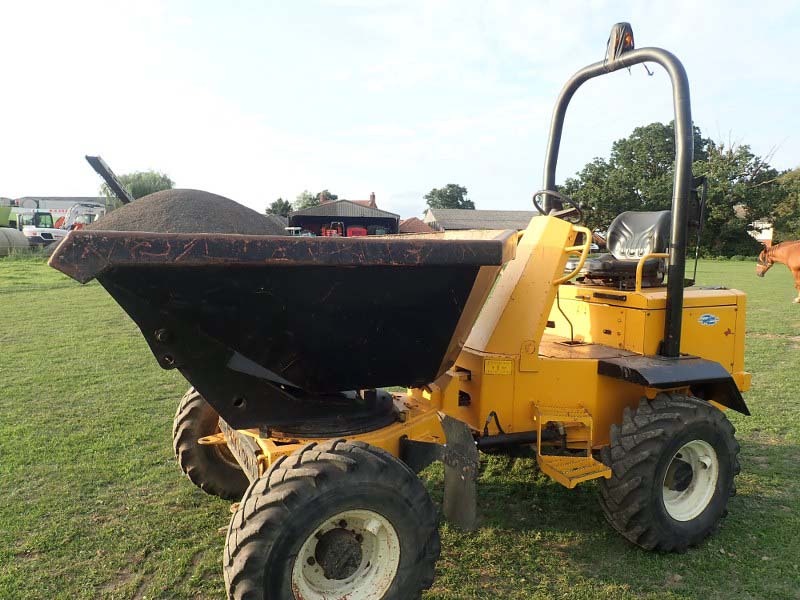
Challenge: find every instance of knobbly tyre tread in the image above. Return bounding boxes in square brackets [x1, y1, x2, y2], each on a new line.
[173, 388, 249, 501]
[223, 439, 440, 600]
[598, 393, 740, 552]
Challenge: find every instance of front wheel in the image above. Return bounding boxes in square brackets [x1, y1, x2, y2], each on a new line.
[598, 393, 740, 552]
[172, 388, 249, 500]
[223, 439, 440, 600]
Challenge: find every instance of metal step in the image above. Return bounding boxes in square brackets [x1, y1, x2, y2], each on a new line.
[534, 404, 610, 487]
[534, 405, 593, 424]
[537, 454, 611, 488]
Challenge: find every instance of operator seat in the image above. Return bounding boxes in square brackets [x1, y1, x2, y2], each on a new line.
[573, 210, 671, 288]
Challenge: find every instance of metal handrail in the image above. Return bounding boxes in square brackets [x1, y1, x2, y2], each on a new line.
[554, 225, 592, 285]
[634, 252, 669, 292]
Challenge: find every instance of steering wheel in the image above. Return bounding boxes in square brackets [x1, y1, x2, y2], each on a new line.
[532, 190, 583, 224]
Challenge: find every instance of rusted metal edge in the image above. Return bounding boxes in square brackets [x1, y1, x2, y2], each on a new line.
[49, 229, 517, 284]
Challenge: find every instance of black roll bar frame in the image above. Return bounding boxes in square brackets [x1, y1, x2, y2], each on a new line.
[541, 47, 693, 358]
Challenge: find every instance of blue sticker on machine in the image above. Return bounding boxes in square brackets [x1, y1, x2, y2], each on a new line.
[698, 313, 720, 326]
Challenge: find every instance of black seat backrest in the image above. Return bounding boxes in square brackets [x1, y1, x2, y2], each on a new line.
[607, 210, 671, 261]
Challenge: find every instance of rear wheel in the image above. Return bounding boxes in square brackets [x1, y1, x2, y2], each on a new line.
[223, 439, 439, 600]
[598, 393, 740, 551]
[173, 388, 249, 500]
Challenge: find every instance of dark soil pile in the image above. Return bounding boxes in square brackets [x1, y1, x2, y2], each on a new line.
[88, 189, 286, 235]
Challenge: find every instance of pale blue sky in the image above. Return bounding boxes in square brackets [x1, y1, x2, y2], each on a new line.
[1, 0, 798, 218]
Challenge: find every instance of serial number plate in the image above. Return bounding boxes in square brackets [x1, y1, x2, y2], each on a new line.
[484, 359, 514, 375]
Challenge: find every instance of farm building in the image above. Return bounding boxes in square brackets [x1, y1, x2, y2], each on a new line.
[13, 196, 109, 210]
[423, 208, 537, 231]
[289, 194, 400, 236]
[399, 217, 434, 234]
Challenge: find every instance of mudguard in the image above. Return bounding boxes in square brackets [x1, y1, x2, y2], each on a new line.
[598, 355, 750, 415]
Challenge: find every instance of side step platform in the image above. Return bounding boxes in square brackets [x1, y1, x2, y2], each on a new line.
[537, 455, 611, 488]
[533, 405, 611, 488]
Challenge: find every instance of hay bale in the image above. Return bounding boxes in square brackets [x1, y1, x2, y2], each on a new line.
[0, 227, 30, 257]
[88, 189, 286, 235]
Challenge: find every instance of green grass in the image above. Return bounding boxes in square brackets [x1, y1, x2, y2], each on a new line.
[1, 258, 799, 599]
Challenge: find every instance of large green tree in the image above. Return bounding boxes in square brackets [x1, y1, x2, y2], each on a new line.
[100, 170, 173, 209]
[694, 141, 780, 255]
[294, 190, 319, 211]
[562, 122, 707, 231]
[316, 190, 338, 203]
[773, 168, 800, 239]
[424, 184, 475, 209]
[561, 122, 792, 255]
[266, 198, 292, 217]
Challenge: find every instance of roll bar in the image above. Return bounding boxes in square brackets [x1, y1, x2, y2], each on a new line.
[541, 40, 692, 359]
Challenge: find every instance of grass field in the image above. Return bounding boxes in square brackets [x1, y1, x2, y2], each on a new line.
[1, 257, 799, 599]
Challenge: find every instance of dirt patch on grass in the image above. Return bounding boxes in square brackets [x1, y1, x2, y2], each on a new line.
[99, 570, 135, 593]
[746, 332, 800, 349]
[746, 332, 800, 341]
[132, 578, 149, 600]
[98, 569, 151, 600]
[12, 548, 42, 562]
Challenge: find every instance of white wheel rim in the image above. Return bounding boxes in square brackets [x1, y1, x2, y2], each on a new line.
[662, 439, 719, 521]
[291, 509, 401, 600]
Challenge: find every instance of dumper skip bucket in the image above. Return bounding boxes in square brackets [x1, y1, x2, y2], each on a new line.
[51, 229, 516, 430]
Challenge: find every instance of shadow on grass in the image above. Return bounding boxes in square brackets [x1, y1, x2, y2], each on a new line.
[423, 438, 800, 600]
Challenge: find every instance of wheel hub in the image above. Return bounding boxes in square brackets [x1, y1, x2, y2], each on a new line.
[291, 509, 401, 600]
[666, 457, 694, 492]
[662, 439, 719, 521]
[314, 527, 363, 580]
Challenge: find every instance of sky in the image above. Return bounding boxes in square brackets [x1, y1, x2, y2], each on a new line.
[1, 0, 798, 219]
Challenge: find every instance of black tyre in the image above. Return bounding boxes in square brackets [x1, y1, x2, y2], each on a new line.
[598, 393, 740, 552]
[173, 388, 249, 500]
[224, 439, 440, 600]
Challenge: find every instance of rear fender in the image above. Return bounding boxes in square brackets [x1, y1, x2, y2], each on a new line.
[598, 355, 750, 416]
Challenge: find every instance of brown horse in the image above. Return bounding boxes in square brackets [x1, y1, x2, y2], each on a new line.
[756, 240, 800, 303]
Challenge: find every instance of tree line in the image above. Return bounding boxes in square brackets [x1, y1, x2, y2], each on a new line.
[265, 190, 341, 217]
[97, 171, 480, 217]
[561, 121, 800, 256]
[103, 124, 800, 258]
[100, 170, 174, 208]
[268, 123, 800, 257]
[266, 184, 476, 217]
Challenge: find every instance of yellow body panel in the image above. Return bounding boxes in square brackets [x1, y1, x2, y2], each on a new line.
[550, 284, 748, 382]
[432, 348, 649, 447]
[240, 215, 749, 489]
[466, 216, 577, 355]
